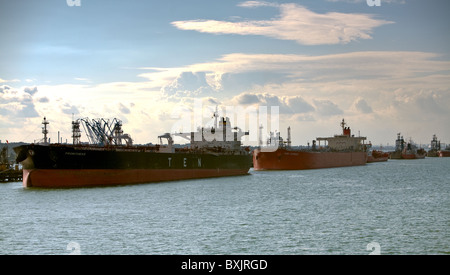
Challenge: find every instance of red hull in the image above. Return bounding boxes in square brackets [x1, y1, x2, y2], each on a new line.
[22, 168, 249, 188]
[367, 156, 388, 163]
[253, 149, 367, 170]
[401, 153, 416, 159]
[438, 151, 450, 157]
[367, 150, 389, 163]
[401, 153, 426, 159]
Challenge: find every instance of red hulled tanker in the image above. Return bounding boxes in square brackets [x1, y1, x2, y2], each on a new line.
[438, 146, 450, 157]
[389, 133, 426, 159]
[253, 119, 369, 170]
[367, 150, 389, 163]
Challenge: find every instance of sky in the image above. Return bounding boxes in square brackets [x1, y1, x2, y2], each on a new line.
[1, 0, 450, 147]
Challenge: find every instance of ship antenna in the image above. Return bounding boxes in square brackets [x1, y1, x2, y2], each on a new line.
[340, 118, 346, 133]
[213, 106, 219, 129]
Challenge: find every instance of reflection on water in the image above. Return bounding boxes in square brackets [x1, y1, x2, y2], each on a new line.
[1, 158, 449, 255]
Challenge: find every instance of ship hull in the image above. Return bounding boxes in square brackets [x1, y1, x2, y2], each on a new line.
[390, 151, 426, 159]
[438, 150, 450, 157]
[389, 151, 403, 159]
[367, 150, 389, 163]
[22, 168, 249, 188]
[253, 148, 367, 170]
[401, 153, 426, 159]
[367, 156, 388, 163]
[15, 144, 251, 188]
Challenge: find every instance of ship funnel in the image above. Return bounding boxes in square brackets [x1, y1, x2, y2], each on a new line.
[341, 118, 351, 136]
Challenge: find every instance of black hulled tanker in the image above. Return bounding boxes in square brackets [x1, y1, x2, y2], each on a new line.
[15, 116, 251, 188]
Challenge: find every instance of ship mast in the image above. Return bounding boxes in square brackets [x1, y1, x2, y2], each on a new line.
[213, 106, 219, 129]
[259, 125, 263, 147]
[42, 117, 49, 144]
[287, 126, 291, 148]
[72, 119, 81, 145]
[340, 118, 346, 134]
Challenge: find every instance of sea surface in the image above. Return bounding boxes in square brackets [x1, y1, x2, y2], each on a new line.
[1, 157, 449, 255]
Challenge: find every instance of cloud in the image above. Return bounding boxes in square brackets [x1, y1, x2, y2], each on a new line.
[233, 92, 314, 114]
[326, 0, 406, 3]
[172, 2, 393, 45]
[393, 90, 447, 117]
[204, 97, 220, 106]
[141, 51, 450, 96]
[137, 51, 450, 135]
[38, 97, 50, 103]
[0, 79, 20, 84]
[287, 96, 315, 113]
[313, 99, 343, 116]
[161, 71, 216, 98]
[234, 93, 260, 105]
[61, 103, 80, 115]
[119, 103, 131, 114]
[24, 86, 38, 96]
[0, 85, 11, 93]
[74, 77, 91, 83]
[354, 98, 373, 113]
[237, 1, 280, 8]
[413, 92, 445, 115]
[219, 71, 289, 92]
[0, 86, 39, 118]
[4, 48, 449, 144]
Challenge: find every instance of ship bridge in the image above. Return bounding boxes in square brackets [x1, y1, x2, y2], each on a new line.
[316, 119, 367, 151]
[173, 111, 249, 151]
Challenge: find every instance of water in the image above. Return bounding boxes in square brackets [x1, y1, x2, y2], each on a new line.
[1, 158, 449, 255]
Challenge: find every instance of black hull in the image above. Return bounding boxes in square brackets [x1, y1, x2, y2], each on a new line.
[14, 144, 252, 187]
